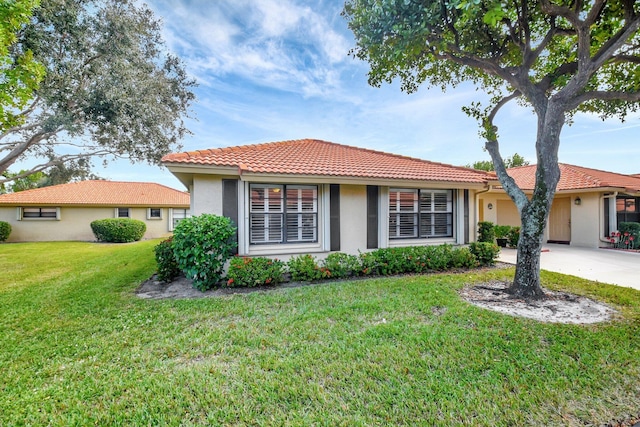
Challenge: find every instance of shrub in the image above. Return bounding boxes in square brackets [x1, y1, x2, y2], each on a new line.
[90, 218, 146, 243]
[287, 254, 328, 282]
[154, 237, 180, 283]
[448, 246, 478, 269]
[226, 257, 285, 287]
[469, 242, 500, 266]
[477, 221, 495, 243]
[172, 214, 237, 291]
[494, 225, 511, 239]
[0, 221, 11, 242]
[321, 252, 361, 279]
[508, 226, 520, 248]
[615, 222, 640, 249]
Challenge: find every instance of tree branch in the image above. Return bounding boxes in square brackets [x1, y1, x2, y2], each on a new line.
[0, 151, 112, 184]
[567, 90, 640, 110]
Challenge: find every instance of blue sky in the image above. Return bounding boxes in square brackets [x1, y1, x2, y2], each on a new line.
[94, 0, 640, 189]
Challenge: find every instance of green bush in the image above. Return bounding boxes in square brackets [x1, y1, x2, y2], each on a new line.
[494, 225, 511, 239]
[154, 237, 180, 283]
[321, 252, 361, 279]
[226, 257, 285, 287]
[0, 221, 11, 242]
[617, 222, 640, 249]
[287, 254, 328, 282]
[508, 226, 520, 248]
[477, 221, 495, 243]
[90, 218, 146, 243]
[469, 242, 500, 266]
[172, 214, 237, 291]
[447, 246, 479, 269]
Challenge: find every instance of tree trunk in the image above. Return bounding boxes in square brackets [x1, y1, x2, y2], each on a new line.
[505, 102, 564, 299]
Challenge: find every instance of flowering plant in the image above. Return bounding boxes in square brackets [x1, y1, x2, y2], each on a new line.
[610, 231, 637, 250]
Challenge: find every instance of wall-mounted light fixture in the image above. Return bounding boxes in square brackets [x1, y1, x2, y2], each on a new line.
[487, 203, 493, 210]
[574, 197, 581, 206]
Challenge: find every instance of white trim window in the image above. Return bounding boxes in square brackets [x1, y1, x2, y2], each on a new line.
[20, 207, 59, 220]
[389, 189, 453, 239]
[115, 207, 130, 218]
[147, 208, 162, 219]
[170, 208, 190, 230]
[249, 184, 318, 244]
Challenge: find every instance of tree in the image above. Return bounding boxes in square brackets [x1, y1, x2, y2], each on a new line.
[344, 1, 640, 298]
[0, 0, 45, 131]
[468, 153, 530, 171]
[0, 0, 196, 184]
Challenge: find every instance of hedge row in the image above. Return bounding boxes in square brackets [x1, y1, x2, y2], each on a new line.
[0, 221, 11, 242]
[156, 239, 500, 290]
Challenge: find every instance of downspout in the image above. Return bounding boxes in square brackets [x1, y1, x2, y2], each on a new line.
[599, 192, 618, 245]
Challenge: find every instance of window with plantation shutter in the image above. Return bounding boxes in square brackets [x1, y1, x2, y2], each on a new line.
[250, 184, 317, 244]
[389, 189, 453, 239]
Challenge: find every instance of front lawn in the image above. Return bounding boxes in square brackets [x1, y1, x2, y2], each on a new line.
[0, 241, 639, 426]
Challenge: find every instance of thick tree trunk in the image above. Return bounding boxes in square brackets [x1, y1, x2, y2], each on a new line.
[495, 101, 564, 300]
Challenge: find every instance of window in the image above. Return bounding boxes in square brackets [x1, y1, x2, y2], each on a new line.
[249, 184, 318, 244]
[616, 196, 639, 223]
[389, 189, 453, 239]
[22, 207, 58, 219]
[148, 208, 162, 219]
[116, 208, 130, 218]
[171, 208, 190, 230]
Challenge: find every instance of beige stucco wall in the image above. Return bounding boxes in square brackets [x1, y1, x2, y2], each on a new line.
[338, 184, 368, 255]
[191, 175, 223, 215]
[479, 191, 608, 248]
[0, 206, 175, 242]
[570, 192, 602, 248]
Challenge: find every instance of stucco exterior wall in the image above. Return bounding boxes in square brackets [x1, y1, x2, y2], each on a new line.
[191, 175, 223, 215]
[338, 184, 368, 255]
[570, 192, 602, 248]
[0, 206, 175, 242]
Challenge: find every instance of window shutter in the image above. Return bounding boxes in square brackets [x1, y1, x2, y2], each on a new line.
[463, 190, 469, 243]
[222, 179, 239, 254]
[330, 184, 340, 251]
[367, 185, 378, 249]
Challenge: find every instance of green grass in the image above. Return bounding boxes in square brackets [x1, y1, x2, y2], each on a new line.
[1, 241, 639, 426]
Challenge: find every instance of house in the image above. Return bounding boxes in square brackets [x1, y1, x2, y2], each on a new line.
[479, 164, 640, 248]
[161, 139, 491, 258]
[0, 181, 190, 242]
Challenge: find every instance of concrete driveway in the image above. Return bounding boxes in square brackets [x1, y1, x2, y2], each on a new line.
[498, 244, 640, 290]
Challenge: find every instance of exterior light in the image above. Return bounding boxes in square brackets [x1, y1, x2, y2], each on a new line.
[574, 197, 581, 206]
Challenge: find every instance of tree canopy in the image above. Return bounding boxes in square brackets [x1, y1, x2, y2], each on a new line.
[468, 153, 529, 171]
[0, 0, 196, 183]
[0, 0, 45, 131]
[345, 0, 640, 298]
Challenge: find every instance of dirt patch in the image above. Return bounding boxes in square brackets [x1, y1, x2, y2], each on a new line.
[459, 281, 617, 324]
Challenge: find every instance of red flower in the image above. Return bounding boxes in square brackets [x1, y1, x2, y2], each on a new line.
[227, 278, 234, 285]
[610, 238, 615, 243]
[624, 232, 630, 236]
[610, 231, 616, 237]
[625, 240, 629, 245]
[630, 236, 635, 241]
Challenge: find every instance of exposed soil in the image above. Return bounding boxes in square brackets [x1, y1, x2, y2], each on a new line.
[136, 264, 618, 325]
[459, 281, 617, 324]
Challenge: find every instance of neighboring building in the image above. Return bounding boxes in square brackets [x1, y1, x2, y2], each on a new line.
[479, 164, 640, 248]
[162, 139, 491, 259]
[0, 181, 190, 242]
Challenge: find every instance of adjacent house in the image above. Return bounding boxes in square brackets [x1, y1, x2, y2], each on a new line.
[162, 139, 491, 258]
[479, 164, 640, 248]
[0, 180, 190, 242]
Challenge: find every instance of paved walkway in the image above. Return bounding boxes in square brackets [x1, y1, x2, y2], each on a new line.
[498, 244, 640, 290]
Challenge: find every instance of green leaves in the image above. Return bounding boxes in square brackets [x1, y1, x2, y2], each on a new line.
[172, 214, 237, 291]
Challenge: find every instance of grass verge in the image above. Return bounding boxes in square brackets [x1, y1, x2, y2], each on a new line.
[0, 241, 639, 426]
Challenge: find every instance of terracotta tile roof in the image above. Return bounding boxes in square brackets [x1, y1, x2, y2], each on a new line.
[162, 139, 491, 184]
[0, 181, 190, 206]
[505, 164, 640, 193]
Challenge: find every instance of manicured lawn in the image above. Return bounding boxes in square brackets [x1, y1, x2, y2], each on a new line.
[1, 241, 639, 426]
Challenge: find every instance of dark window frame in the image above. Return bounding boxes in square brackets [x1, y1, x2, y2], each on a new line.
[22, 207, 58, 219]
